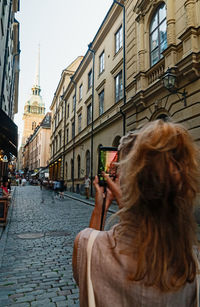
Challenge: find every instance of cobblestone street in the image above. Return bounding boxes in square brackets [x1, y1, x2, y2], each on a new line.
[0, 186, 96, 307]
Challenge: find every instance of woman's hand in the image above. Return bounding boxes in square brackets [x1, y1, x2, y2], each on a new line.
[102, 172, 122, 208]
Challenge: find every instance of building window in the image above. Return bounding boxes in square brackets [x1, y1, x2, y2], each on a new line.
[87, 104, 92, 125]
[73, 95, 76, 111]
[78, 113, 82, 133]
[150, 3, 167, 66]
[32, 121, 36, 130]
[99, 51, 104, 74]
[59, 131, 62, 149]
[65, 162, 68, 179]
[88, 69, 92, 89]
[1, 19, 4, 36]
[72, 121, 75, 139]
[66, 128, 69, 144]
[79, 84, 83, 100]
[77, 155, 81, 179]
[52, 141, 55, 156]
[86, 150, 90, 176]
[115, 71, 123, 102]
[115, 26, 122, 54]
[67, 104, 69, 118]
[55, 137, 58, 152]
[71, 159, 74, 180]
[99, 90, 104, 116]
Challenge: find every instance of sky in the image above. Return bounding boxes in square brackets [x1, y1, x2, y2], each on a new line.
[14, 0, 113, 143]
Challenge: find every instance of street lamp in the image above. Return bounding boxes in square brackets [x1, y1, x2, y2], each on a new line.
[162, 68, 187, 106]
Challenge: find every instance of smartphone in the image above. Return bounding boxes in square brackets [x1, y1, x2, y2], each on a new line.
[98, 146, 118, 186]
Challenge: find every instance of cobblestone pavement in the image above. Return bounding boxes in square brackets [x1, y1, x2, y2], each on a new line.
[0, 185, 104, 307]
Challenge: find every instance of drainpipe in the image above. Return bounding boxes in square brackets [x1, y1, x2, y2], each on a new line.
[62, 95, 66, 180]
[0, 0, 13, 108]
[9, 49, 20, 117]
[71, 77, 77, 193]
[88, 43, 95, 197]
[114, 0, 126, 135]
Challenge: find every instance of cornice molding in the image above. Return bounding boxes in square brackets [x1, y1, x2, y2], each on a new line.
[95, 78, 106, 92]
[110, 58, 123, 75]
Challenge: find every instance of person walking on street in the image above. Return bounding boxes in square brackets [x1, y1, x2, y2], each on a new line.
[84, 175, 90, 199]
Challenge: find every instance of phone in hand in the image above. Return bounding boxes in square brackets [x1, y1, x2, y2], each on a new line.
[98, 146, 118, 186]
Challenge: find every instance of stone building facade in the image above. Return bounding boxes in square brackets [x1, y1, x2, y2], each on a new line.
[49, 56, 83, 181]
[0, 0, 20, 178]
[49, 0, 200, 194]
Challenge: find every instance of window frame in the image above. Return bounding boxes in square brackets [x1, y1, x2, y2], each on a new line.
[115, 71, 123, 103]
[88, 69, 92, 90]
[72, 95, 76, 111]
[99, 90, 104, 116]
[72, 121, 75, 139]
[78, 113, 82, 133]
[99, 51, 105, 74]
[150, 3, 167, 67]
[79, 84, 83, 101]
[115, 25, 122, 54]
[87, 104, 92, 125]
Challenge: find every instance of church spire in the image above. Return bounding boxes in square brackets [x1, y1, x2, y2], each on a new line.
[32, 45, 41, 96]
[35, 44, 40, 87]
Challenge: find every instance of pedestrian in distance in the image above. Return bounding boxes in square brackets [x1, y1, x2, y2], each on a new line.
[22, 177, 26, 186]
[19, 177, 22, 187]
[59, 180, 65, 200]
[84, 175, 91, 199]
[73, 120, 200, 307]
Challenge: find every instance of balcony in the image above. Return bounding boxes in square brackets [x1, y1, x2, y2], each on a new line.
[146, 59, 165, 86]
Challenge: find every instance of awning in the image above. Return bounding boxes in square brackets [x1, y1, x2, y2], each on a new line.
[0, 109, 18, 157]
[31, 172, 39, 177]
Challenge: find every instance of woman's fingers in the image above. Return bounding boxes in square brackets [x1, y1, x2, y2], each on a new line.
[102, 172, 122, 207]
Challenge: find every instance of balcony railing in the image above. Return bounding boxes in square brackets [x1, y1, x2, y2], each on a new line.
[146, 59, 165, 86]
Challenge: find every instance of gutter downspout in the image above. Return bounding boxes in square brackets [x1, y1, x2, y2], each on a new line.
[114, 0, 126, 135]
[62, 95, 66, 180]
[9, 49, 20, 117]
[71, 77, 77, 193]
[0, 0, 13, 109]
[88, 43, 95, 197]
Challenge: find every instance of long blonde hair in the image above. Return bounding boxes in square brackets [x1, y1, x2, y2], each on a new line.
[116, 120, 200, 292]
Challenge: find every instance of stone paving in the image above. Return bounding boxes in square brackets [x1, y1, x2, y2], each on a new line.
[0, 185, 103, 307]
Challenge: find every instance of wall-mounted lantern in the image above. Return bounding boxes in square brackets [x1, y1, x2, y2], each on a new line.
[162, 68, 187, 106]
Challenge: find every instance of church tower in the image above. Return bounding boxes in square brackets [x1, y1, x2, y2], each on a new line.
[22, 46, 45, 146]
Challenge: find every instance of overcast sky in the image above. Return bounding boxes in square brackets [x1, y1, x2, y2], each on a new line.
[14, 0, 113, 143]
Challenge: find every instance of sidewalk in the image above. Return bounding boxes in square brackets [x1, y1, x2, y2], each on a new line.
[62, 190, 118, 213]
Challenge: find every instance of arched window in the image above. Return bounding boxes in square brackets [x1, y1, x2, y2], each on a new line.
[32, 121, 36, 130]
[150, 3, 167, 66]
[65, 162, 68, 179]
[112, 135, 121, 148]
[71, 159, 74, 180]
[77, 155, 81, 179]
[86, 150, 90, 177]
[156, 113, 170, 122]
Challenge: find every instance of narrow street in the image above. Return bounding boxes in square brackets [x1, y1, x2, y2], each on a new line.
[0, 186, 95, 307]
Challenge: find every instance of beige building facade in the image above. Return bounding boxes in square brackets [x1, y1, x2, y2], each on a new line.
[23, 113, 51, 174]
[49, 0, 200, 194]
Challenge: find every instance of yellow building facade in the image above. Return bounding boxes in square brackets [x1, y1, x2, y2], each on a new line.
[49, 0, 200, 194]
[23, 113, 51, 174]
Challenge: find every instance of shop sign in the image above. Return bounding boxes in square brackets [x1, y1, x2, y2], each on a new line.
[2, 155, 8, 162]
